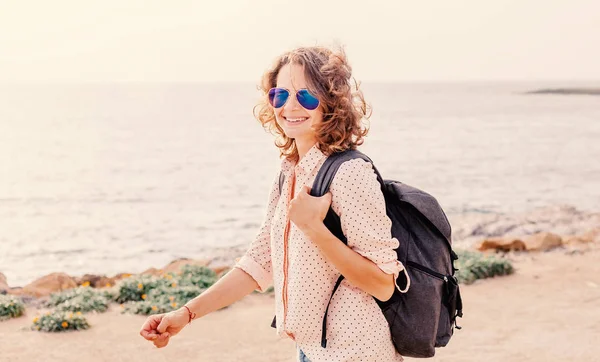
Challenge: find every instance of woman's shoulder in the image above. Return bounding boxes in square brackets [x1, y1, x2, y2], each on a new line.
[328, 157, 379, 197]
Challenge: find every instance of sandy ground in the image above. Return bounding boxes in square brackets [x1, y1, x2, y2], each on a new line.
[1, 247, 599, 362]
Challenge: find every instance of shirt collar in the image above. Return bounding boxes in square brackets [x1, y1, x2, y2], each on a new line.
[280, 143, 327, 175]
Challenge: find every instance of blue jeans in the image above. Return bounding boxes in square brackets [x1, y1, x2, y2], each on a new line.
[298, 349, 311, 362]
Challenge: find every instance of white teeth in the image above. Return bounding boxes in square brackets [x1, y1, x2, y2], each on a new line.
[286, 117, 307, 123]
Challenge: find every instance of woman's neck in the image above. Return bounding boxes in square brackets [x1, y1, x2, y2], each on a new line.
[296, 139, 317, 162]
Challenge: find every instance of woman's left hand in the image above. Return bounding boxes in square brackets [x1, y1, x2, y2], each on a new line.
[288, 186, 332, 232]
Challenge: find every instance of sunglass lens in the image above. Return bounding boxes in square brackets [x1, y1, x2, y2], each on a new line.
[268, 88, 289, 108]
[296, 89, 320, 110]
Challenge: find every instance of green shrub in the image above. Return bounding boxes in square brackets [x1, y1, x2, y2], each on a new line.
[147, 285, 204, 305]
[99, 286, 119, 302]
[114, 275, 172, 303]
[178, 265, 218, 288]
[0, 295, 25, 320]
[455, 249, 514, 284]
[45, 286, 109, 313]
[45, 288, 84, 306]
[121, 300, 177, 315]
[32, 311, 89, 332]
[121, 284, 205, 316]
[56, 294, 109, 313]
[115, 266, 223, 316]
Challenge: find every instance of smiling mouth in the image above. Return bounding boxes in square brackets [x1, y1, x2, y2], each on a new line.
[284, 117, 309, 124]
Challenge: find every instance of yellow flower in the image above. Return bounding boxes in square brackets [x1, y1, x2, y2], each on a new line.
[151, 306, 158, 311]
[76, 312, 82, 316]
[106, 283, 112, 288]
[168, 296, 175, 301]
[45, 312, 51, 316]
[171, 302, 178, 308]
[171, 282, 177, 288]
[82, 281, 90, 287]
[32, 317, 39, 323]
[61, 321, 68, 328]
[166, 274, 173, 280]
[141, 294, 147, 300]
[137, 283, 144, 290]
[68, 313, 74, 319]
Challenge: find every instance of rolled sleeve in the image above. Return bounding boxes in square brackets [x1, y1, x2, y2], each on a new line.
[330, 158, 410, 294]
[377, 259, 410, 293]
[235, 254, 273, 293]
[233, 172, 280, 293]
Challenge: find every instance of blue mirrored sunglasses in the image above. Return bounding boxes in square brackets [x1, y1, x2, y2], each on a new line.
[268, 87, 320, 110]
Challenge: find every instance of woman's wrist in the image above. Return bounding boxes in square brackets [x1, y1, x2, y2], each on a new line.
[181, 305, 196, 323]
[177, 305, 197, 324]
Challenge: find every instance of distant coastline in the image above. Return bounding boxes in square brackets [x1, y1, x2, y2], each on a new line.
[525, 88, 600, 95]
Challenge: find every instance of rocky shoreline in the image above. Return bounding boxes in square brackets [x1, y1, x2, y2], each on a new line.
[1, 205, 599, 300]
[0, 258, 230, 301]
[525, 88, 600, 95]
[448, 204, 600, 249]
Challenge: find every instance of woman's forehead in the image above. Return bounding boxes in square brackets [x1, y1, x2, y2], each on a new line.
[276, 63, 309, 90]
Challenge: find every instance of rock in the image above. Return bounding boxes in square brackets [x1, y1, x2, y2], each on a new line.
[564, 235, 590, 245]
[21, 273, 77, 298]
[141, 268, 163, 276]
[522, 232, 563, 251]
[582, 228, 600, 243]
[6, 287, 23, 296]
[451, 205, 600, 249]
[0, 272, 8, 292]
[525, 88, 600, 96]
[74, 274, 114, 288]
[162, 258, 210, 274]
[112, 273, 134, 281]
[563, 228, 600, 245]
[477, 232, 563, 252]
[477, 237, 527, 252]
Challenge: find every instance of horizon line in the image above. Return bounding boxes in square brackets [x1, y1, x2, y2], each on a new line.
[1, 78, 600, 85]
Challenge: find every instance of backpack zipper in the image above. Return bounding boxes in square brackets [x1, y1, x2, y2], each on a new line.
[406, 261, 448, 282]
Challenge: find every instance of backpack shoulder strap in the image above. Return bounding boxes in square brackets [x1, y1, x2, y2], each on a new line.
[310, 149, 385, 198]
[311, 149, 386, 349]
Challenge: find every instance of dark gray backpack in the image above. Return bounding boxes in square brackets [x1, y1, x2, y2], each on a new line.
[273, 149, 463, 358]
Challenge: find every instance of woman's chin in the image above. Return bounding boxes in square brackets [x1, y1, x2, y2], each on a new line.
[280, 124, 315, 142]
[283, 130, 302, 139]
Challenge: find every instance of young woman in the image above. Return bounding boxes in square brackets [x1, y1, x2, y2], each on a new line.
[140, 46, 409, 361]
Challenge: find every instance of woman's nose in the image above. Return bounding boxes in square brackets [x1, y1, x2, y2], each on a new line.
[284, 92, 301, 111]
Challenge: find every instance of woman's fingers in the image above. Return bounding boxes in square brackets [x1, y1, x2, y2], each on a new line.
[156, 314, 171, 334]
[140, 324, 159, 340]
[141, 311, 181, 349]
[140, 314, 164, 341]
[140, 329, 158, 341]
[153, 332, 171, 348]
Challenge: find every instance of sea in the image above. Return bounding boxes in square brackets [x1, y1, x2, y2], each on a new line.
[1, 81, 599, 287]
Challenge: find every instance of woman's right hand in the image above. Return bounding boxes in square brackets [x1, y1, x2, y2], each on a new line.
[139, 307, 190, 348]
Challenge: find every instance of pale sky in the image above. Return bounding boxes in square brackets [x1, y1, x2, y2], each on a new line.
[0, 0, 598, 82]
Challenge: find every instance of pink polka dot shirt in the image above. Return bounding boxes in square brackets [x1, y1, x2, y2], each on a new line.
[235, 144, 409, 362]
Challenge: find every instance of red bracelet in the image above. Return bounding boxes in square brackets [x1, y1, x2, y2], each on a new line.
[182, 305, 196, 324]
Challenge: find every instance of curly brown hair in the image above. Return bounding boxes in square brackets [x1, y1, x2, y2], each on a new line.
[254, 46, 371, 163]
